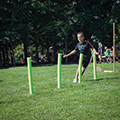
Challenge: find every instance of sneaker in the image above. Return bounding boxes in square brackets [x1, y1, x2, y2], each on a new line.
[73, 78, 78, 83]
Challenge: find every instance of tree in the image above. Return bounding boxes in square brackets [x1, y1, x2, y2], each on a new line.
[74, 0, 119, 47]
[1, 0, 120, 66]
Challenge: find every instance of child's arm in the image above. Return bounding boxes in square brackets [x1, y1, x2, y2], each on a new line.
[63, 50, 77, 58]
[101, 48, 102, 55]
[93, 48, 99, 55]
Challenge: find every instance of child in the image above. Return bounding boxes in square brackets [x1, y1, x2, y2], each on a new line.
[89, 50, 94, 63]
[63, 32, 99, 83]
[105, 46, 109, 63]
[112, 46, 120, 63]
[110, 48, 113, 63]
[106, 48, 112, 63]
[116, 46, 120, 59]
[98, 42, 102, 63]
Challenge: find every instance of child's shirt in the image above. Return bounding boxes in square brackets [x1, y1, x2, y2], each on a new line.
[105, 49, 109, 56]
[110, 51, 113, 57]
[74, 40, 93, 61]
[118, 50, 120, 57]
[91, 50, 94, 57]
[98, 46, 102, 53]
[106, 49, 110, 57]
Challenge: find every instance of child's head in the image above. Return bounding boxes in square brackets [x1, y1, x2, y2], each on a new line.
[108, 48, 111, 51]
[105, 46, 107, 50]
[77, 32, 85, 43]
[98, 42, 102, 46]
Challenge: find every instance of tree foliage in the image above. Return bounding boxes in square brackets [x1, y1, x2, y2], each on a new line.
[0, 0, 120, 65]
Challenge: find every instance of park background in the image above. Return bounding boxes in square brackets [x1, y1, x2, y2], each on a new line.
[0, 0, 120, 120]
[0, 0, 120, 66]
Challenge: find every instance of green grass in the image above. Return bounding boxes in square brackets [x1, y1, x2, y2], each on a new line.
[0, 62, 120, 120]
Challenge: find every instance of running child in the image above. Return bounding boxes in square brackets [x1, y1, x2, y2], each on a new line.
[63, 32, 99, 83]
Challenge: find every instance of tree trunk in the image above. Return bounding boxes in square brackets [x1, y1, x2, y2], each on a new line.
[0, 41, 3, 66]
[47, 47, 50, 63]
[23, 42, 27, 65]
[35, 37, 38, 65]
[2, 48, 5, 65]
[48, 11, 57, 63]
[5, 44, 9, 65]
[46, 39, 50, 63]
[12, 49, 16, 67]
[0, 51, 2, 66]
[52, 39, 57, 64]
[65, 41, 68, 64]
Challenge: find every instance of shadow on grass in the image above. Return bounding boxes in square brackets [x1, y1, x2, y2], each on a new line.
[0, 63, 56, 69]
[0, 64, 26, 69]
[32, 64, 55, 67]
[84, 77, 120, 82]
[96, 77, 120, 81]
[0, 99, 25, 104]
[0, 80, 3, 82]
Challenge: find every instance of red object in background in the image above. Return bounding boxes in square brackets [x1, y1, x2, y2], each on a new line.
[22, 60, 24, 63]
[10, 56, 13, 64]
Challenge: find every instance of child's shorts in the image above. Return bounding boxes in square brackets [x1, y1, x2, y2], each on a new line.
[78, 58, 90, 69]
[82, 59, 90, 69]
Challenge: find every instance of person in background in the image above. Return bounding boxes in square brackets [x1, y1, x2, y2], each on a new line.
[105, 47, 112, 63]
[116, 46, 120, 59]
[110, 48, 113, 63]
[107, 48, 112, 63]
[98, 42, 102, 64]
[90, 50, 94, 63]
[10, 56, 13, 65]
[105, 46, 109, 63]
[112, 46, 120, 63]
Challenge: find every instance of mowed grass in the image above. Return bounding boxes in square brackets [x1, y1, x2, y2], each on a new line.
[0, 62, 120, 120]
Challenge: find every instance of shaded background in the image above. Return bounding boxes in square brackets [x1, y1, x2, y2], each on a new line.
[0, 0, 120, 66]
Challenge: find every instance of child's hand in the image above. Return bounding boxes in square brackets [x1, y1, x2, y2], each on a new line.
[96, 52, 99, 55]
[63, 55, 67, 58]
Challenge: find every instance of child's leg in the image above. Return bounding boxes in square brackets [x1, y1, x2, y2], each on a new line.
[110, 57, 113, 63]
[90, 57, 93, 63]
[99, 55, 102, 63]
[82, 67, 85, 75]
[75, 66, 85, 79]
[75, 66, 79, 79]
[115, 56, 120, 62]
[105, 57, 108, 63]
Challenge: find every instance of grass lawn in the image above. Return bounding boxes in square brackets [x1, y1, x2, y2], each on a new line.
[0, 62, 120, 120]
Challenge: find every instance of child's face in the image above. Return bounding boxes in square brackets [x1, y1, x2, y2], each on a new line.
[77, 34, 84, 43]
[98, 43, 102, 46]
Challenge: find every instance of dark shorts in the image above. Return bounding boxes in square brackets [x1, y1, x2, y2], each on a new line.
[98, 52, 101, 55]
[78, 58, 90, 69]
[82, 59, 90, 69]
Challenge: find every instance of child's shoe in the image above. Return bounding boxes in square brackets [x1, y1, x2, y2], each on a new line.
[73, 78, 78, 83]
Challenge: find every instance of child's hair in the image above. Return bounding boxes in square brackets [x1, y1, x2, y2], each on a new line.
[77, 32, 85, 37]
[105, 46, 107, 50]
[98, 42, 102, 46]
